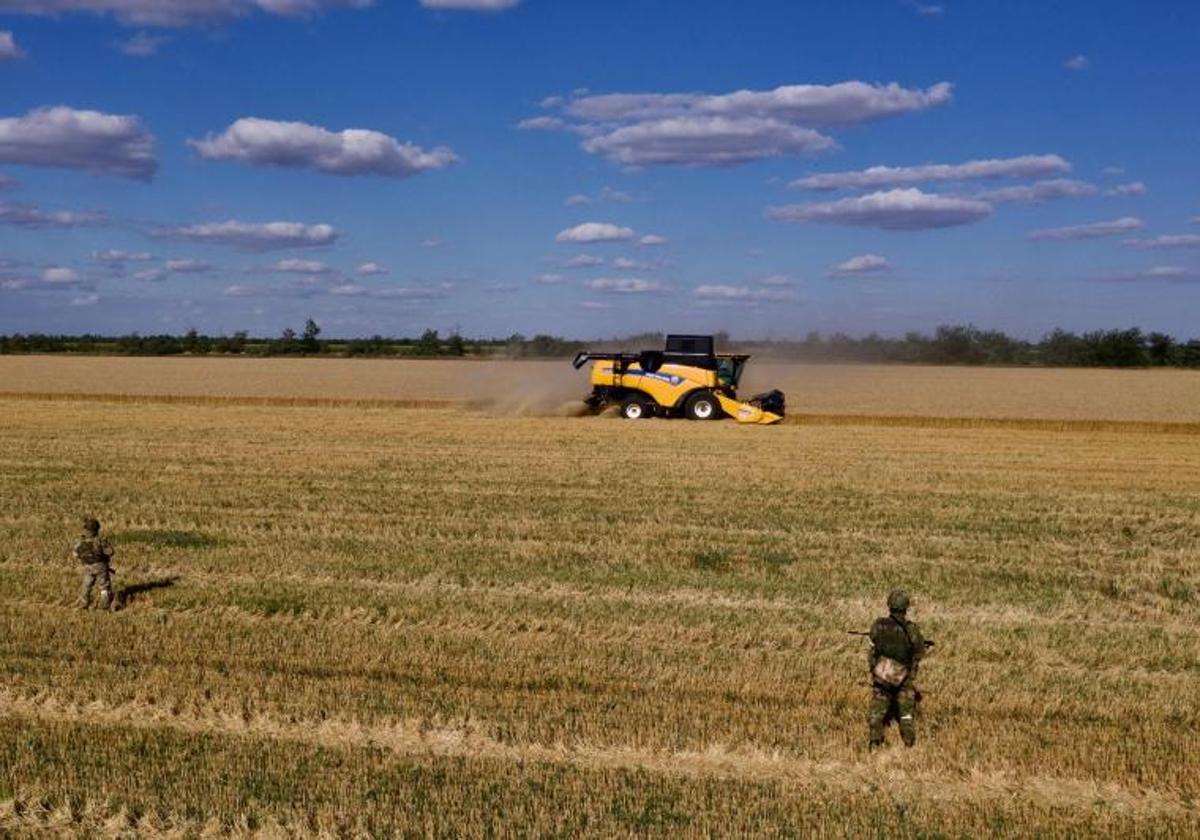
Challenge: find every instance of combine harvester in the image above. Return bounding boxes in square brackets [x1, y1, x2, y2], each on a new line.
[572, 334, 786, 425]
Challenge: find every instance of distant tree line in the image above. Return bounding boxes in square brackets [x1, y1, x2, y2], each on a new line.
[2, 322, 1199, 368]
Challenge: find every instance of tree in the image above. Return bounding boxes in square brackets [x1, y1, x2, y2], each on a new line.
[1146, 332, 1175, 366]
[446, 332, 466, 356]
[416, 328, 441, 356]
[302, 318, 321, 354]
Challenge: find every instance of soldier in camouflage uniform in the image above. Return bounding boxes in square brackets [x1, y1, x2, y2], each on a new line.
[75, 518, 117, 610]
[867, 589, 926, 748]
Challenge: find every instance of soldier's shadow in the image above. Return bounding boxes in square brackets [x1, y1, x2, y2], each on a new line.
[117, 576, 179, 609]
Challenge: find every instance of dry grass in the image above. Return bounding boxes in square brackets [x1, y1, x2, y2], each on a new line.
[1, 359, 1199, 836]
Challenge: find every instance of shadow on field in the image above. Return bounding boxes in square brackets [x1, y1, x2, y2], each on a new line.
[117, 576, 179, 609]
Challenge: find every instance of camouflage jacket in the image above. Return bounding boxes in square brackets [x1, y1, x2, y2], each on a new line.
[868, 614, 924, 678]
[73, 536, 114, 566]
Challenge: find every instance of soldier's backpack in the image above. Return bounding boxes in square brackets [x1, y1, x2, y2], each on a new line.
[872, 616, 915, 688]
[75, 537, 107, 565]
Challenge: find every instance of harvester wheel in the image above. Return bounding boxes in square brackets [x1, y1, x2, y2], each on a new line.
[684, 391, 721, 420]
[620, 397, 652, 420]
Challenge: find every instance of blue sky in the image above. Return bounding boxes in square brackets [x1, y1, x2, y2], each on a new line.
[1, 0, 1197, 339]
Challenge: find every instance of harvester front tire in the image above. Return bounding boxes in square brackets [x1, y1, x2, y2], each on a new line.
[684, 391, 721, 421]
[620, 397, 652, 420]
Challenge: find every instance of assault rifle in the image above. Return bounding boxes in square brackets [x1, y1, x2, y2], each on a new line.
[847, 631, 935, 649]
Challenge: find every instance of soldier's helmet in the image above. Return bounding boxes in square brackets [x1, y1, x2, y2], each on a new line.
[887, 589, 910, 613]
[83, 518, 101, 535]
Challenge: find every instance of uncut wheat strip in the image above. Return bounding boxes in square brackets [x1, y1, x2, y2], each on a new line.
[0, 688, 1189, 819]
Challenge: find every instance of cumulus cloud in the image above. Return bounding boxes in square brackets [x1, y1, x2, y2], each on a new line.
[583, 116, 836, 167]
[155, 220, 338, 250]
[0, 30, 24, 60]
[1123, 234, 1200, 249]
[0, 106, 157, 180]
[264, 258, 334, 274]
[767, 188, 992, 231]
[3, 265, 93, 292]
[556, 222, 636, 243]
[0, 1, 375, 28]
[831, 254, 891, 275]
[561, 81, 952, 124]
[693, 284, 798, 302]
[585, 277, 663, 294]
[534, 273, 563, 284]
[517, 116, 566, 131]
[164, 258, 211, 273]
[638, 234, 667, 246]
[1064, 55, 1090, 71]
[903, 1, 943, 15]
[978, 178, 1097, 203]
[1027, 216, 1145, 241]
[190, 117, 458, 178]
[328, 283, 446, 301]
[527, 81, 950, 168]
[92, 249, 153, 263]
[356, 261, 387, 275]
[420, 0, 519, 9]
[71, 292, 100, 306]
[133, 267, 167, 282]
[1105, 181, 1147, 197]
[791, 154, 1070, 191]
[0, 201, 106, 228]
[565, 193, 591, 206]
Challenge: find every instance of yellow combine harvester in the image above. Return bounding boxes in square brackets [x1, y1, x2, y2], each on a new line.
[572, 334, 786, 424]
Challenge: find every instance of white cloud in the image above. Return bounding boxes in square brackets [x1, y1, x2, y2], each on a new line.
[580, 300, 613, 310]
[582, 116, 835, 167]
[528, 81, 950, 169]
[133, 267, 167, 282]
[791, 154, 1070, 191]
[561, 81, 952, 125]
[164, 258, 211, 273]
[1105, 181, 1147, 197]
[92, 249, 153, 263]
[419, 238, 444, 248]
[0, 106, 156, 180]
[903, 1, 943, 15]
[585, 277, 663, 294]
[758, 273, 794, 286]
[831, 254, 891, 275]
[420, 0, 519, 10]
[329, 283, 446, 301]
[1124, 234, 1200, 250]
[638, 234, 667, 246]
[599, 186, 633, 202]
[119, 31, 168, 55]
[1102, 166, 1125, 176]
[565, 254, 605, 268]
[0, 1, 375, 28]
[556, 222, 635, 243]
[1064, 55, 1090, 71]
[564, 193, 591, 206]
[0, 201, 106, 228]
[1145, 266, 1188, 277]
[190, 117, 458, 178]
[1027, 216, 1145, 241]
[978, 178, 1097, 203]
[0, 31, 24, 60]
[517, 116, 565, 131]
[767, 188, 992, 230]
[156, 220, 338, 250]
[534, 273, 562, 284]
[43, 267, 81, 284]
[70, 292, 100, 306]
[356, 261, 387, 275]
[612, 257, 644, 270]
[266, 258, 334, 274]
[693, 284, 798, 302]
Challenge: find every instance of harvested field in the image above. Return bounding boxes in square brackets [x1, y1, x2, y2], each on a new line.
[2, 355, 1199, 422]
[1, 359, 1199, 837]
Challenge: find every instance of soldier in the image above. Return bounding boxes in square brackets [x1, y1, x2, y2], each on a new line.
[74, 517, 117, 611]
[867, 589, 926, 748]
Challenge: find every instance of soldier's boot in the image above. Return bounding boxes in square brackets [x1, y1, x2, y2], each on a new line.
[98, 588, 114, 611]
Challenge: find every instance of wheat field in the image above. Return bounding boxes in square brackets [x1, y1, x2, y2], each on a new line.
[1, 357, 1199, 837]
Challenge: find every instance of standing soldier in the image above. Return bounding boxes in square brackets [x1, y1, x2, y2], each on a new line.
[867, 589, 926, 748]
[75, 517, 116, 611]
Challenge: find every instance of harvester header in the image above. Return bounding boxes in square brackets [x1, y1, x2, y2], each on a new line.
[572, 334, 785, 425]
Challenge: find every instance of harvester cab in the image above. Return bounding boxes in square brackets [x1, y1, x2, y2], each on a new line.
[572, 334, 786, 425]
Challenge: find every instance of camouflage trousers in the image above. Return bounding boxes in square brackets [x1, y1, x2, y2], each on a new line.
[79, 562, 114, 610]
[868, 682, 918, 747]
